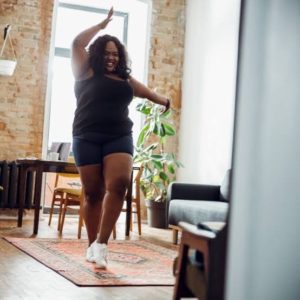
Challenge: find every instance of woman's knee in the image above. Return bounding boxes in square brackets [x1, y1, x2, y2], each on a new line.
[84, 187, 104, 205]
[106, 176, 130, 198]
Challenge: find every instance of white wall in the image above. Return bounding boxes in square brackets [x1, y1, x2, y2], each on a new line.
[178, 0, 240, 184]
[226, 1, 300, 299]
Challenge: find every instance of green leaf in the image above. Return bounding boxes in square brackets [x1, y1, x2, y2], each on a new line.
[153, 160, 163, 169]
[161, 109, 172, 118]
[136, 103, 143, 111]
[144, 143, 158, 152]
[137, 124, 150, 146]
[160, 124, 166, 137]
[136, 102, 152, 115]
[153, 123, 159, 135]
[152, 174, 161, 182]
[163, 123, 176, 136]
[167, 164, 175, 174]
[151, 154, 163, 160]
[159, 171, 169, 181]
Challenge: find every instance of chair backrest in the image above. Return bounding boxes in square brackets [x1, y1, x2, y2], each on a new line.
[54, 173, 81, 189]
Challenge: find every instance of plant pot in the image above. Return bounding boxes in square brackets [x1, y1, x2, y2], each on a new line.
[145, 199, 167, 229]
[0, 59, 17, 76]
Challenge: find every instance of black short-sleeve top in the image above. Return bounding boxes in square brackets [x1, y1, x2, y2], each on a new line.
[72, 74, 134, 136]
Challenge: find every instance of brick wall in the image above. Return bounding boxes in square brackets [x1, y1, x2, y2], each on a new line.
[0, 0, 185, 160]
[0, 0, 54, 159]
[149, 0, 185, 155]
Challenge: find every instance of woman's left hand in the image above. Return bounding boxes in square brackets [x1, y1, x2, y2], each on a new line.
[162, 99, 171, 113]
[100, 7, 114, 29]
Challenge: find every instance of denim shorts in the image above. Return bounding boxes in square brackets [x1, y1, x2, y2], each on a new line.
[72, 132, 134, 166]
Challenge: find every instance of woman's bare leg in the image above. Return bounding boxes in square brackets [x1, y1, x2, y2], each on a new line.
[77, 164, 105, 245]
[97, 153, 133, 244]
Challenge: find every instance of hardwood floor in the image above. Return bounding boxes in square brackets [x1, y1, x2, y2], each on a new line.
[0, 212, 178, 300]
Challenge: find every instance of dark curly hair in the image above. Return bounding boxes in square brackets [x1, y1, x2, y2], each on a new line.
[88, 35, 131, 79]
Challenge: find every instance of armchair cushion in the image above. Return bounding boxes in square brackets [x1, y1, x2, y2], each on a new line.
[168, 200, 228, 226]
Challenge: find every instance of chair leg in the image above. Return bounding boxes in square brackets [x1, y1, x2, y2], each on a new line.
[77, 211, 83, 239]
[130, 211, 133, 231]
[48, 195, 56, 226]
[57, 200, 63, 231]
[77, 199, 84, 239]
[59, 200, 68, 235]
[136, 201, 142, 236]
[173, 228, 179, 244]
[173, 236, 192, 300]
[112, 224, 116, 239]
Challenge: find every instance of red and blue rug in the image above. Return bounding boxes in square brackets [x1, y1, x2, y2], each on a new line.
[3, 237, 177, 287]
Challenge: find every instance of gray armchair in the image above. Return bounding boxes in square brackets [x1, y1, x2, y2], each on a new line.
[167, 170, 231, 244]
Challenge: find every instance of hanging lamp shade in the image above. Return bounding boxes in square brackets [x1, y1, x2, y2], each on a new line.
[0, 59, 17, 76]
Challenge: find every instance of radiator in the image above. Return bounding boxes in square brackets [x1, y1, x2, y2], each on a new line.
[0, 160, 35, 209]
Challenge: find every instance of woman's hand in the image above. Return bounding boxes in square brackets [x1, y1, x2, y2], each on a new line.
[100, 7, 113, 29]
[162, 99, 171, 113]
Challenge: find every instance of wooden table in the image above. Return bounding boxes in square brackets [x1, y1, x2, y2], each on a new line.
[16, 159, 78, 235]
[16, 159, 134, 236]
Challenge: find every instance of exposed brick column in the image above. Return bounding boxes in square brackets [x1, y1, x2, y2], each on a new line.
[148, 0, 185, 155]
[0, 0, 54, 160]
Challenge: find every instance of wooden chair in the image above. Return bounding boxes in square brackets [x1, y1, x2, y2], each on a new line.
[173, 221, 227, 300]
[48, 172, 83, 238]
[59, 187, 84, 239]
[113, 166, 143, 238]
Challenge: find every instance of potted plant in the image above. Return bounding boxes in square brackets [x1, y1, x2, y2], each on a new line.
[134, 100, 182, 228]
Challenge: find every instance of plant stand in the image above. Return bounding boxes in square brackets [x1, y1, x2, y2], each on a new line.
[145, 199, 167, 229]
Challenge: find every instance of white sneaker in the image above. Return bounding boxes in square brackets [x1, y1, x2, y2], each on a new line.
[91, 241, 108, 269]
[86, 245, 95, 263]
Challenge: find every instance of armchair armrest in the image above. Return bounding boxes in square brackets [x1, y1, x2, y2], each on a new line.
[174, 221, 216, 299]
[174, 221, 227, 300]
[167, 182, 220, 202]
[179, 221, 217, 239]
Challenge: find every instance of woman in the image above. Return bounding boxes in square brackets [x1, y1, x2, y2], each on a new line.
[71, 7, 170, 269]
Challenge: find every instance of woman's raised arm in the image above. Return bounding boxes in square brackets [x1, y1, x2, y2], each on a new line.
[71, 7, 113, 80]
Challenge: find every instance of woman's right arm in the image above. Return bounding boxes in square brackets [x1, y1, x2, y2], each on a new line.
[71, 7, 113, 80]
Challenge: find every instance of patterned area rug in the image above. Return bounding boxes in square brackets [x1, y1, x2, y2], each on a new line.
[3, 237, 177, 286]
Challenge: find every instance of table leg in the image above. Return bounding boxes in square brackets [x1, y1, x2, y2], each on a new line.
[125, 171, 133, 236]
[17, 166, 27, 227]
[33, 166, 43, 235]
